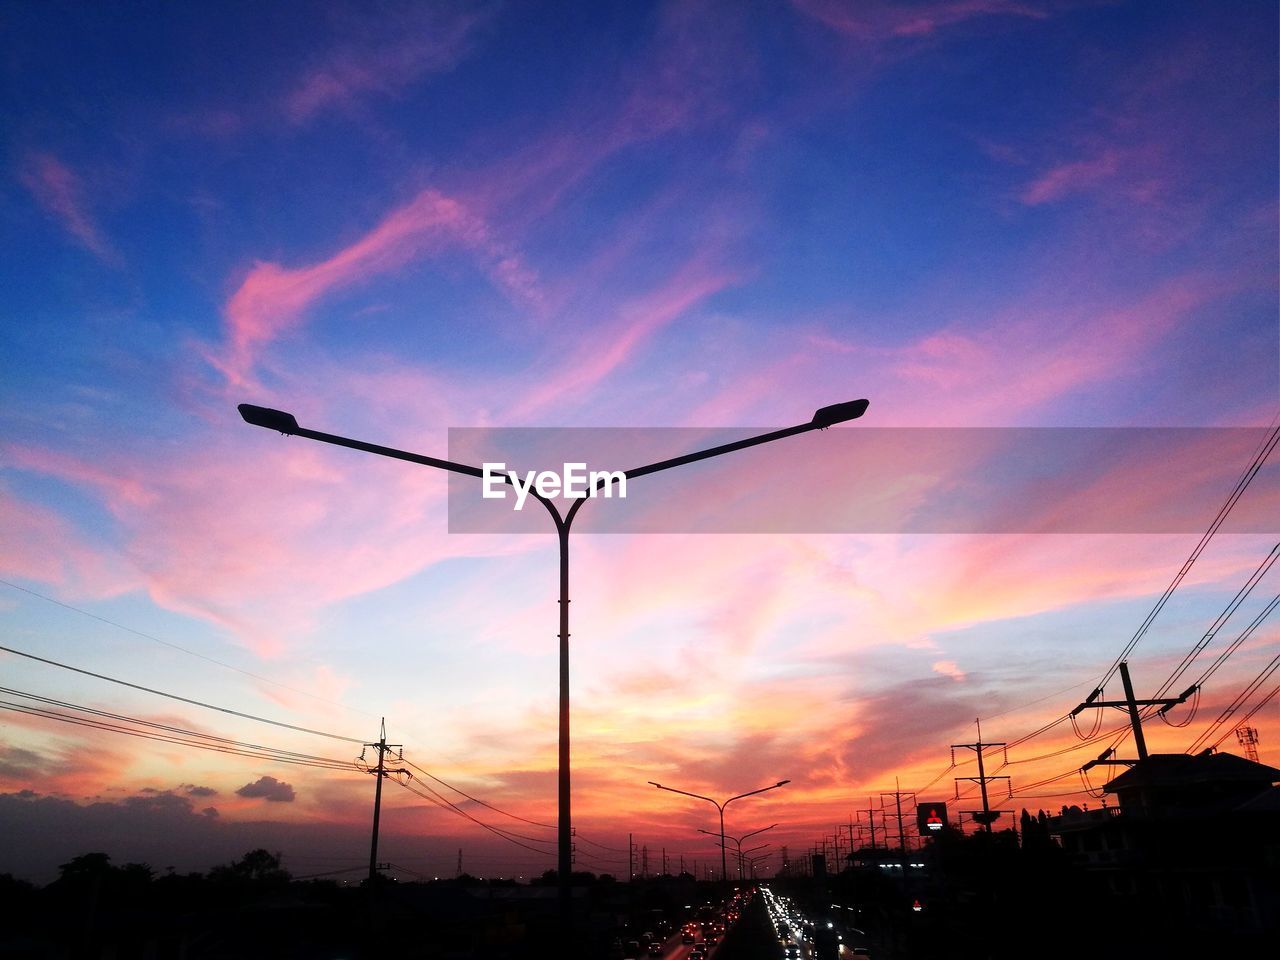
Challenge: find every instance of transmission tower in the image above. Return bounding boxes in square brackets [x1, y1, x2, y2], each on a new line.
[1236, 725, 1260, 762]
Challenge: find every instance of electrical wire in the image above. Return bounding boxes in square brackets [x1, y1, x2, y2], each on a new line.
[985, 431, 1278, 769]
[1006, 713, 1070, 750]
[0, 578, 374, 718]
[0, 685, 356, 766]
[1069, 701, 1104, 741]
[1150, 545, 1279, 699]
[1156, 685, 1200, 728]
[0, 643, 363, 743]
[400, 756, 554, 830]
[1209, 681, 1280, 750]
[1186, 652, 1280, 754]
[389, 775, 556, 858]
[575, 834, 629, 854]
[0, 700, 357, 770]
[1093, 422, 1280, 691]
[1189, 594, 1279, 688]
[1001, 721, 1129, 766]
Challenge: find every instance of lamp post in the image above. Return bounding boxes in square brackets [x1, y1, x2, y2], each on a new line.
[697, 823, 777, 880]
[650, 779, 790, 885]
[239, 399, 866, 931]
[740, 843, 771, 880]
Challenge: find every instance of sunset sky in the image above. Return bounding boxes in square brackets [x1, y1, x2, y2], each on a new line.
[1, 0, 1277, 883]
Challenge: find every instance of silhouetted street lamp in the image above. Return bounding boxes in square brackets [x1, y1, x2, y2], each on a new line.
[239, 400, 866, 930]
[650, 779, 789, 884]
[697, 822, 777, 880]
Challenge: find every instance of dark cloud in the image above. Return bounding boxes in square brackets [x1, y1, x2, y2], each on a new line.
[0, 788, 531, 884]
[0, 746, 41, 779]
[841, 675, 989, 783]
[235, 776, 295, 802]
[123, 792, 202, 816]
[182, 784, 219, 798]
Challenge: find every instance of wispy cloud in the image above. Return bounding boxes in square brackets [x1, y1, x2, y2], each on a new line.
[791, 0, 1051, 42]
[17, 152, 118, 264]
[217, 188, 542, 384]
[281, 6, 490, 125]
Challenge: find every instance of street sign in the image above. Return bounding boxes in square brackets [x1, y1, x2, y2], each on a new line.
[916, 801, 948, 834]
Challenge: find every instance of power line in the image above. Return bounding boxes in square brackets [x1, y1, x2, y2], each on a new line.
[1001, 721, 1130, 766]
[1186, 652, 1280, 754]
[1150, 544, 1279, 700]
[1094, 423, 1279, 690]
[389, 775, 556, 858]
[0, 699, 356, 771]
[0, 685, 355, 767]
[1190, 594, 1279, 688]
[1210, 683, 1280, 751]
[400, 756, 554, 831]
[0, 643, 363, 743]
[0, 578, 374, 718]
[575, 833, 629, 854]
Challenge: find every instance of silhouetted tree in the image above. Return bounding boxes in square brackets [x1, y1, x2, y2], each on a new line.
[209, 848, 290, 885]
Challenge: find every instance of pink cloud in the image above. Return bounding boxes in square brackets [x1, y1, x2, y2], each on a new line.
[17, 152, 117, 264]
[281, 8, 487, 125]
[791, 0, 1051, 41]
[1019, 149, 1124, 205]
[447, 0, 752, 231]
[933, 660, 967, 680]
[506, 259, 738, 421]
[0, 481, 138, 599]
[217, 188, 542, 385]
[765, 268, 1225, 428]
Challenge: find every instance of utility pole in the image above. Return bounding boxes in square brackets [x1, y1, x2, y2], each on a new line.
[1074, 661, 1196, 763]
[880, 781, 916, 864]
[456, 848, 462, 878]
[363, 719, 408, 887]
[953, 718, 1010, 832]
[628, 834, 635, 882]
[858, 796, 881, 850]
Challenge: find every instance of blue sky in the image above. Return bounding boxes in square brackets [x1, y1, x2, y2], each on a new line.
[0, 0, 1276, 881]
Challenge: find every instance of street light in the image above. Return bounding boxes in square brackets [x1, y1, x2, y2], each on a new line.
[238, 399, 866, 929]
[697, 823, 777, 880]
[740, 843, 772, 880]
[650, 779, 790, 885]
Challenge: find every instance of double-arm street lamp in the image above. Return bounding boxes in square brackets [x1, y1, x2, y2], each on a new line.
[742, 846, 772, 879]
[239, 399, 866, 930]
[650, 779, 790, 885]
[697, 822, 777, 880]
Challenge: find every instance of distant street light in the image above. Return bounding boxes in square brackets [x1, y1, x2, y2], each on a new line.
[697, 822, 777, 880]
[741, 843, 772, 879]
[650, 780, 790, 885]
[239, 399, 866, 931]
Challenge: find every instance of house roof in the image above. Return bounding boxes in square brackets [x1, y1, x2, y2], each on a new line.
[1104, 750, 1280, 793]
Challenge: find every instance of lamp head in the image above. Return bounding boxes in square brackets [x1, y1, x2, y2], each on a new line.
[811, 399, 869, 428]
[239, 404, 300, 435]
[776, 780, 791, 787]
